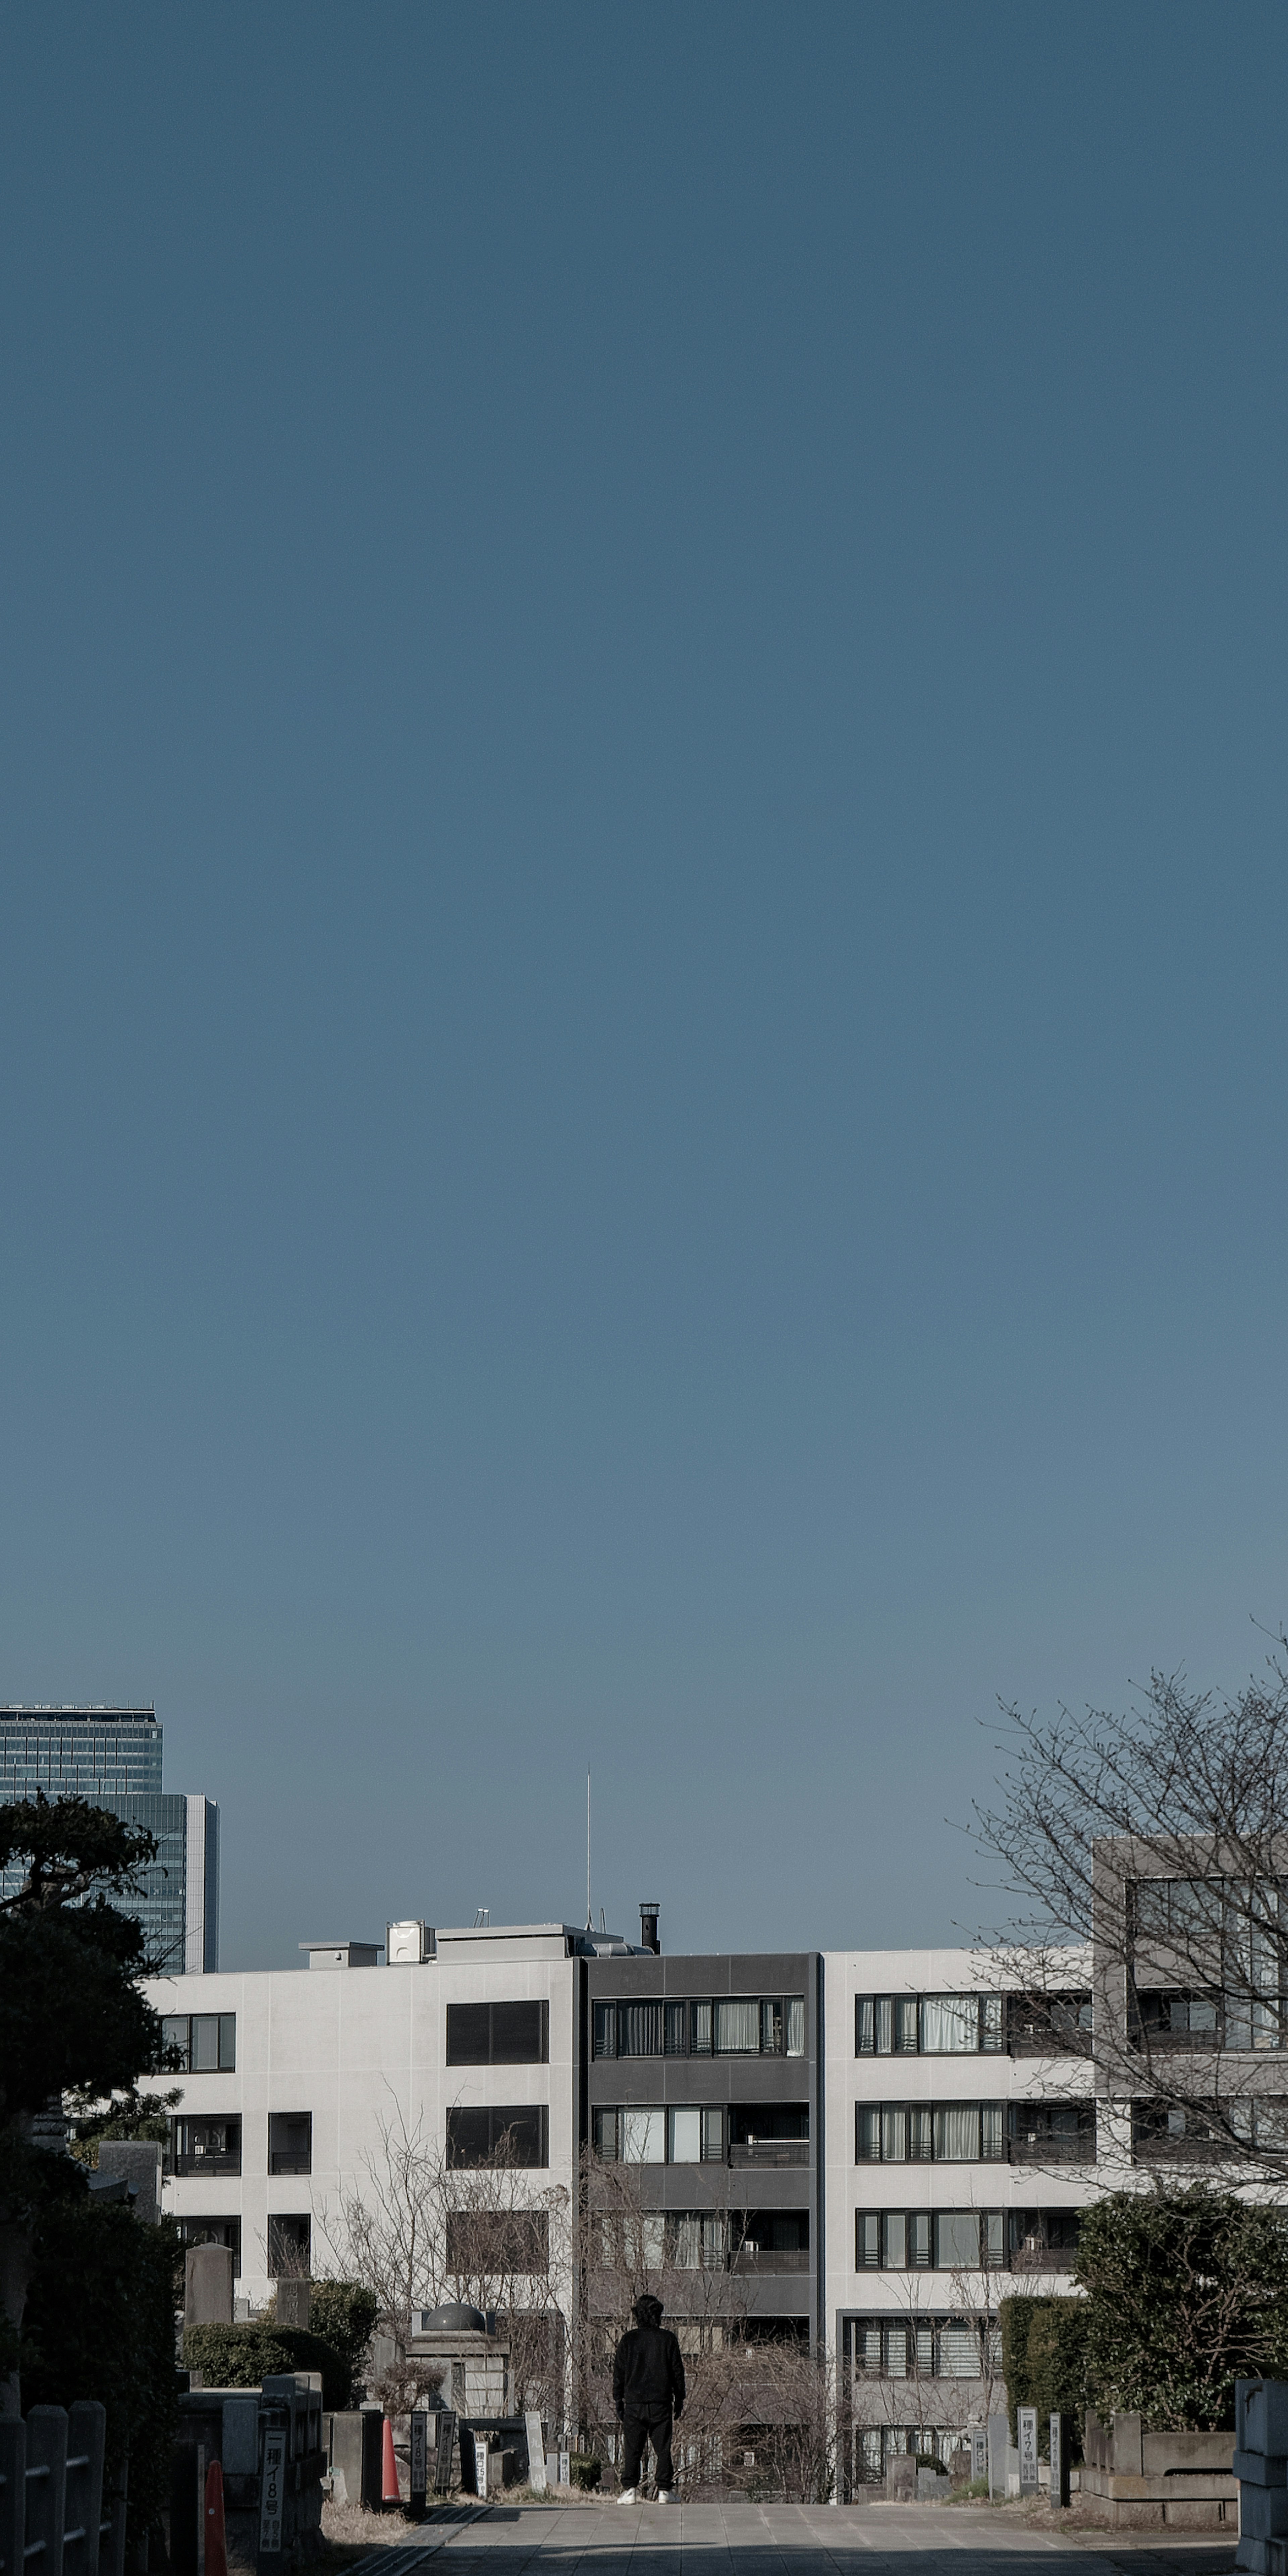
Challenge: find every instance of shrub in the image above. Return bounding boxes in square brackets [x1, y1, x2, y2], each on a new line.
[306, 2280, 379, 2378]
[570, 2452, 601, 2490]
[183, 2321, 351, 2411]
[999, 2294, 1088, 2455]
[1075, 2183, 1288, 2431]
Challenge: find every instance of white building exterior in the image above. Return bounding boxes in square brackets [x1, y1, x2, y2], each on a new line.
[146, 1920, 614, 2307]
[825, 1946, 1100, 2477]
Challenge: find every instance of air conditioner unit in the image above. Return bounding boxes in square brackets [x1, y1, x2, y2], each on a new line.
[387, 1918, 433, 1965]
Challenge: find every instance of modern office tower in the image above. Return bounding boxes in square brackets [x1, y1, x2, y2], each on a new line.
[0, 1704, 219, 1971]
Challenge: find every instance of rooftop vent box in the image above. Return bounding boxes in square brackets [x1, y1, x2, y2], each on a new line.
[387, 1918, 434, 1965]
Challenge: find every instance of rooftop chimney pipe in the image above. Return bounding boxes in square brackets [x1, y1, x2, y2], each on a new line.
[639, 1901, 660, 1955]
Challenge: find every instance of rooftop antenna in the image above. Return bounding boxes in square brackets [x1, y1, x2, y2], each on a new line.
[586, 1771, 592, 1932]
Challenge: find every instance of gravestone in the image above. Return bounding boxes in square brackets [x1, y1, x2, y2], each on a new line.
[525, 2414, 547, 2493]
[885, 2454, 916, 2501]
[970, 2428, 987, 2483]
[185, 2244, 234, 2327]
[275, 2279, 311, 2329]
[987, 2413, 1009, 2499]
[96, 2142, 163, 2222]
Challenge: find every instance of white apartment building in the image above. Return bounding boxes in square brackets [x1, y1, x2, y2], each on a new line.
[146, 1919, 632, 2307]
[825, 1946, 1099, 2481]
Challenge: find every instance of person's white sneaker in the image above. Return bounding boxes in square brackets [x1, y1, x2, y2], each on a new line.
[657, 2490, 674, 2505]
[617, 2488, 637, 2504]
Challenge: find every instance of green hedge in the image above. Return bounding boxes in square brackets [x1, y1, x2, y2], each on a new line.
[998, 2295, 1088, 2456]
[183, 2322, 351, 2411]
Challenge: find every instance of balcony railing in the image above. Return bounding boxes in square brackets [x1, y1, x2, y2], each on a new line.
[173, 2151, 242, 2177]
[1008, 2135, 1096, 2165]
[729, 2140, 810, 2168]
[731, 2245, 810, 2273]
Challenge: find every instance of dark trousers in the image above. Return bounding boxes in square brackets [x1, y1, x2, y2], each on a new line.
[621, 2407, 674, 2491]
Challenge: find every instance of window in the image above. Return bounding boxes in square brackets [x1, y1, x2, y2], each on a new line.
[445, 2208, 549, 2273]
[733, 2209, 809, 2266]
[855, 2102, 1004, 2162]
[592, 2105, 724, 2162]
[855, 1995, 1003, 2056]
[163, 2012, 235, 2072]
[670, 2213, 727, 2270]
[1008, 2208, 1081, 2264]
[1006, 1992, 1093, 2055]
[176, 2216, 241, 2276]
[268, 2113, 313, 2176]
[846, 2315, 991, 2380]
[854, 2209, 1005, 2270]
[445, 2000, 548, 2065]
[446, 2104, 549, 2167]
[267, 2213, 311, 2277]
[593, 1996, 805, 2060]
[1007, 2102, 1096, 2162]
[172, 2116, 240, 2176]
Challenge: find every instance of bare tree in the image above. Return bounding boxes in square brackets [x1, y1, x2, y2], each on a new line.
[745, 2340, 849, 2502]
[577, 2146, 772, 2492]
[317, 2097, 571, 2419]
[973, 1656, 1288, 2183]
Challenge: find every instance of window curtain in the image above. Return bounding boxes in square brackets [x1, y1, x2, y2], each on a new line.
[622, 2107, 663, 2162]
[879, 2105, 907, 2161]
[619, 2000, 664, 2056]
[907, 2106, 933, 2160]
[884, 2326, 907, 2377]
[673, 2217, 703, 2270]
[979, 2102, 1004, 2159]
[668, 2106, 701, 2163]
[714, 1997, 760, 2053]
[857, 2107, 882, 2160]
[933, 2102, 981, 2160]
[592, 2002, 618, 2059]
[934, 2209, 980, 2269]
[787, 1996, 805, 2055]
[919, 1995, 977, 2053]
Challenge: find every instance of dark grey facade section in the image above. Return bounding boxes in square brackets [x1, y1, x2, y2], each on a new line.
[583, 1949, 822, 2345]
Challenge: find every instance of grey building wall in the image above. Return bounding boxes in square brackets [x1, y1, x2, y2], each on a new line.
[583, 1949, 822, 2344]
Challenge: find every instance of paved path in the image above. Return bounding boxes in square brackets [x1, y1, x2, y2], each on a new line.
[351, 2500, 1237, 2576]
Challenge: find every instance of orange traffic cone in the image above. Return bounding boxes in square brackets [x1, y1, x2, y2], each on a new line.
[204, 2459, 227, 2576]
[381, 2415, 401, 2508]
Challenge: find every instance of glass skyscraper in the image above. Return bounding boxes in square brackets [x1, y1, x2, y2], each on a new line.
[0, 1705, 218, 1971]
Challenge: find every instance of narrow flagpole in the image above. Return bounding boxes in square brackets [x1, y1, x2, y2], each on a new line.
[586, 1771, 592, 1931]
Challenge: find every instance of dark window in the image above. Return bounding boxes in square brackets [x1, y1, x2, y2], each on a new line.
[172, 2115, 240, 2176]
[446, 2104, 548, 2167]
[1130, 1990, 1226, 2049]
[445, 2208, 549, 2272]
[1006, 1992, 1094, 2055]
[267, 2213, 311, 2276]
[1007, 2103, 1096, 2162]
[268, 2112, 313, 2176]
[1008, 2208, 1082, 2264]
[446, 2000, 548, 2066]
[176, 2216, 241, 2276]
[846, 2315, 995, 2381]
[163, 2012, 235, 2072]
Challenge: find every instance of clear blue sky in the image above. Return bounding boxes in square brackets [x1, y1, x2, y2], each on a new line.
[2, 4, 1286, 1968]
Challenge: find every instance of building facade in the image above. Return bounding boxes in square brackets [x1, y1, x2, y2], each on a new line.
[826, 1945, 1098, 2483]
[146, 1920, 603, 2308]
[0, 1703, 219, 1970]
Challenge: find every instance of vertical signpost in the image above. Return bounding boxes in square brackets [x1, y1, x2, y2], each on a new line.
[1018, 2408, 1039, 2495]
[970, 2428, 987, 2485]
[258, 2427, 286, 2566]
[1049, 2414, 1071, 2508]
[409, 2411, 428, 2521]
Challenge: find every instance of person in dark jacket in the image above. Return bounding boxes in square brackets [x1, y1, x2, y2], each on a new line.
[612, 2294, 686, 2501]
